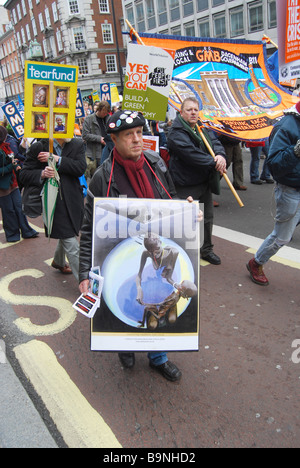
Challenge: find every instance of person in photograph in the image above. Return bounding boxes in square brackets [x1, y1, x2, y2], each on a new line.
[56, 89, 67, 106]
[55, 116, 65, 132]
[34, 114, 46, 131]
[34, 86, 48, 106]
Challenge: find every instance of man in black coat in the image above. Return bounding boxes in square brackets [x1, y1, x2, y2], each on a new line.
[19, 138, 87, 280]
[168, 97, 227, 265]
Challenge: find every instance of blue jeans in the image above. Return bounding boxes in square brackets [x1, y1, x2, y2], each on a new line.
[250, 144, 272, 181]
[147, 352, 168, 366]
[255, 184, 300, 265]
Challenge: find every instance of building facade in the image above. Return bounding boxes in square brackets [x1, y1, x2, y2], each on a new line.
[122, 0, 277, 53]
[1, 0, 127, 102]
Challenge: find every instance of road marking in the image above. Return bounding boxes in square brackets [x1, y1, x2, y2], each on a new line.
[213, 225, 300, 266]
[0, 269, 77, 336]
[14, 340, 122, 448]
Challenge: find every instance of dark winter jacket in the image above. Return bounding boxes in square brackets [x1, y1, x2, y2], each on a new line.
[79, 150, 177, 283]
[167, 115, 226, 186]
[19, 138, 87, 238]
[268, 107, 300, 188]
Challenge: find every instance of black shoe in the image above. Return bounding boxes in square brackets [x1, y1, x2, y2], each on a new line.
[201, 252, 221, 265]
[118, 352, 135, 368]
[251, 180, 263, 185]
[260, 178, 274, 184]
[149, 360, 182, 382]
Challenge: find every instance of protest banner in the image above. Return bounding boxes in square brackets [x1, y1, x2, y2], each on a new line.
[91, 198, 200, 352]
[24, 61, 78, 139]
[1, 101, 24, 139]
[75, 88, 85, 119]
[277, 0, 300, 86]
[122, 43, 175, 121]
[99, 82, 112, 106]
[135, 32, 298, 142]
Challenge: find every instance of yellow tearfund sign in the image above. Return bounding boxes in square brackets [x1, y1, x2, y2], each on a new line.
[24, 61, 78, 139]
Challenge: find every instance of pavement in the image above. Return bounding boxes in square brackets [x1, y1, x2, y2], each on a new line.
[0, 148, 299, 448]
[0, 353, 58, 448]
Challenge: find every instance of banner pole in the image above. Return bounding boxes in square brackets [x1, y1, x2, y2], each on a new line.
[125, 21, 244, 208]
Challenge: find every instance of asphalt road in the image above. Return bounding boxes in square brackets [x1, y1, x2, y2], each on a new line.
[0, 148, 299, 449]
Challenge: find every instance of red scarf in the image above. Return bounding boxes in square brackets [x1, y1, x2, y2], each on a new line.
[113, 148, 155, 199]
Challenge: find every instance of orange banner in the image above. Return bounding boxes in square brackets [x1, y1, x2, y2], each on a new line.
[138, 33, 298, 141]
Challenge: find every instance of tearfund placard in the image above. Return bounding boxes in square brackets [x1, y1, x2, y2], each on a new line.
[122, 44, 175, 121]
[24, 61, 78, 139]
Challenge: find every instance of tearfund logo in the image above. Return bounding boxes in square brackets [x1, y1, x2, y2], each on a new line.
[27, 63, 76, 83]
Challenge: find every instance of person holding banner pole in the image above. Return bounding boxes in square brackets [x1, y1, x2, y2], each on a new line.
[168, 97, 227, 265]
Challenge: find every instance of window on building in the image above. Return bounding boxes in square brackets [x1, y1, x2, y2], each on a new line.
[39, 12, 44, 32]
[45, 8, 51, 27]
[248, 1, 263, 32]
[212, 0, 224, 6]
[230, 7, 244, 37]
[21, 27, 26, 43]
[171, 26, 181, 36]
[170, 0, 180, 22]
[106, 54, 117, 73]
[268, 0, 277, 29]
[73, 26, 86, 49]
[157, 0, 168, 26]
[126, 6, 135, 29]
[21, 0, 27, 16]
[52, 2, 58, 22]
[99, 0, 109, 13]
[12, 9, 17, 25]
[101, 23, 113, 43]
[15, 57, 19, 72]
[183, 0, 194, 17]
[184, 22, 195, 37]
[197, 0, 209, 11]
[198, 17, 210, 37]
[17, 4, 22, 20]
[146, 0, 156, 29]
[69, 0, 80, 15]
[136, 2, 146, 31]
[32, 18, 37, 36]
[213, 13, 226, 38]
[78, 58, 88, 75]
[26, 24, 31, 41]
[28, 0, 32, 9]
[56, 30, 63, 51]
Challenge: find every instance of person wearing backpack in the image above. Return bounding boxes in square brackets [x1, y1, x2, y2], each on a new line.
[0, 126, 38, 243]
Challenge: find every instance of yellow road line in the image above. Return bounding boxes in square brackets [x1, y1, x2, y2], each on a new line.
[14, 340, 122, 448]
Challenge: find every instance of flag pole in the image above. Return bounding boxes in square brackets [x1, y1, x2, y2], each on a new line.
[125, 20, 244, 208]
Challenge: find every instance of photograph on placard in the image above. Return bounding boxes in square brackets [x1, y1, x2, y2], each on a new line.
[55, 86, 69, 107]
[54, 113, 67, 133]
[33, 85, 49, 107]
[32, 112, 47, 133]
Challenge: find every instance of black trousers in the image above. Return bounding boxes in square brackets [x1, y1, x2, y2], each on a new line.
[175, 182, 214, 257]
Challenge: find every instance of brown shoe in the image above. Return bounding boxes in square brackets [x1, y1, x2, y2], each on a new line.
[51, 261, 72, 274]
[247, 258, 269, 286]
[233, 184, 247, 191]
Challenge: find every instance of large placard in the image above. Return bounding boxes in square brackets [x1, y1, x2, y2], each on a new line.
[91, 198, 200, 352]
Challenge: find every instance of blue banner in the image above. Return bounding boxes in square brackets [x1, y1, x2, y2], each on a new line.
[2, 101, 24, 139]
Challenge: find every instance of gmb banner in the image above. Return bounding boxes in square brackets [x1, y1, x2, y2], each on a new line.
[137, 33, 298, 141]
